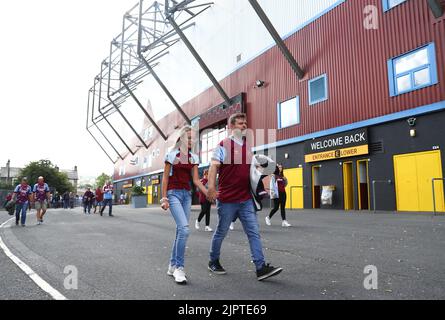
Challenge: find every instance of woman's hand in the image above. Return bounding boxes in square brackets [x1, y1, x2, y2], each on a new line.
[207, 188, 217, 202]
[160, 198, 169, 211]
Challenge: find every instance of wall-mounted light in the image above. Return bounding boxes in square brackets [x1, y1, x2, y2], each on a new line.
[407, 117, 416, 127]
[410, 129, 417, 137]
[284, 153, 289, 159]
[254, 80, 265, 88]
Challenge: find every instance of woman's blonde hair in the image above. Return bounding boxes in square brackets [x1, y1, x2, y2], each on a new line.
[174, 125, 194, 151]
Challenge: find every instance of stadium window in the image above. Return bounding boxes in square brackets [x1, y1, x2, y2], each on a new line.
[382, 0, 407, 11]
[308, 74, 328, 106]
[387, 43, 438, 97]
[200, 125, 228, 164]
[277, 96, 300, 129]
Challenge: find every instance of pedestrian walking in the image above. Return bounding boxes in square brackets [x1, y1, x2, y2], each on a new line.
[69, 192, 75, 209]
[63, 192, 69, 209]
[100, 181, 114, 217]
[119, 191, 125, 205]
[207, 113, 283, 281]
[83, 187, 94, 214]
[94, 187, 103, 214]
[266, 165, 291, 227]
[3, 192, 15, 216]
[195, 170, 213, 232]
[33, 176, 50, 225]
[11, 177, 33, 227]
[161, 126, 208, 285]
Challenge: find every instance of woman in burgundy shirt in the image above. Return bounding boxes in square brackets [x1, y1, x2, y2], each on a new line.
[161, 126, 208, 285]
[266, 164, 291, 227]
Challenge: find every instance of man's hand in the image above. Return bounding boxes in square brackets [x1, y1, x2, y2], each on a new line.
[161, 202, 170, 211]
[207, 187, 217, 202]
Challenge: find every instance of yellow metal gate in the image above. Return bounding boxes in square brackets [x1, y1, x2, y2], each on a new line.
[394, 150, 444, 212]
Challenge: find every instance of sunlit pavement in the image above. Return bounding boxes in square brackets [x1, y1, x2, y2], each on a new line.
[1, 205, 444, 300]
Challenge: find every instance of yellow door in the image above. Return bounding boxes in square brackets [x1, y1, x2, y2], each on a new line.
[284, 168, 304, 209]
[343, 162, 354, 210]
[394, 150, 444, 212]
[146, 186, 153, 205]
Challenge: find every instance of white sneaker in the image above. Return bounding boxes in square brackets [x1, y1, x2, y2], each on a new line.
[282, 220, 291, 227]
[167, 265, 176, 276]
[265, 216, 271, 226]
[195, 220, 200, 230]
[229, 222, 235, 231]
[205, 226, 213, 232]
[173, 267, 187, 284]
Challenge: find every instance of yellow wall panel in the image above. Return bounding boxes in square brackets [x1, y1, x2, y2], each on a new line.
[284, 168, 304, 209]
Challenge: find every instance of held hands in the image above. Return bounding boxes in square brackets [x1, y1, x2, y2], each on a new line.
[207, 188, 218, 203]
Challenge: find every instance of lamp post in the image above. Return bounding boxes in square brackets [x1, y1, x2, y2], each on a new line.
[6, 159, 10, 186]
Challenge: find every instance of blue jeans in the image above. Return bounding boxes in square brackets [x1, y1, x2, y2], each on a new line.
[84, 202, 92, 214]
[15, 202, 28, 225]
[101, 199, 113, 215]
[168, 189, 192, 268]
[210, 200, 265, 270]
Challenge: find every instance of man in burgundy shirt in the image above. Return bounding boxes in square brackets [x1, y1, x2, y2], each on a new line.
[94, 187, 103, 214]
[207, 113, 283, 281]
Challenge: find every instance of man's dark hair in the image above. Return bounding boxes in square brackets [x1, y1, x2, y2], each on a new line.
[228, 113, 247, 126]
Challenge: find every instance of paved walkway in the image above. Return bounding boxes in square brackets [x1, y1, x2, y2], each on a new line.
[1, 205, 444, 300]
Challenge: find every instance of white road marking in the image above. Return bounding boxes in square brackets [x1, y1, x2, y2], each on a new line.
[0, 217, 67, 300]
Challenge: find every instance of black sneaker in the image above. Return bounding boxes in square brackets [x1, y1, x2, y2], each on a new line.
[256, 263, 283, 281]
[15, 221, 19, 226]
[208, 259, 227, 274]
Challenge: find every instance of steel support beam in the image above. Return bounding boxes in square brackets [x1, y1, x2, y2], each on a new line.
[427, 0, 444, 18]
[97, 65, 135, 156]
[107, 42, 150, 150]
[86, 89, 118, 163]
[248, 0, 305, 79]
[90, 83, 125, 161]
[137, 0, 191, 125]
[166, 6, 231, 106]
[121, 79, 168, 141]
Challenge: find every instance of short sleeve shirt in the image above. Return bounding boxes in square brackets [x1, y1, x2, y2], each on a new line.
[103, 185, 114, 200]
[33, 183, 50, 202]
[14, 184, 33, 204]
[165, 149, 200, 191]
[212, 137, 252, 203]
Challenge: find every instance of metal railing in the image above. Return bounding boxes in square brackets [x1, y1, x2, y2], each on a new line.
[372, 180, 392, 213]
[432, 178, 445, 216]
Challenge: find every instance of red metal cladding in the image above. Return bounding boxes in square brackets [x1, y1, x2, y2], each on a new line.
[176, 0, 444, 143]
[114, 0, 445, 179]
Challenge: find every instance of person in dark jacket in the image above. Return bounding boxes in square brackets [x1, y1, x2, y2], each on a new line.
[83, 188, 95, 214]
[195, 170, 213, 232]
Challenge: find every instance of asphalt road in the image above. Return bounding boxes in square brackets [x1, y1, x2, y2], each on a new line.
[1, 205, 444, 300]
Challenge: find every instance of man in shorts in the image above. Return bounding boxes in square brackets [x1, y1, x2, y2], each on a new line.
[33, 176, 50, 225]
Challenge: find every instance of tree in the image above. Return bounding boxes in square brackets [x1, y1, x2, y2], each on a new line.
[79, 184, 93, 190]
[18, 160, 73, 194]
[95, 173, 111, 189]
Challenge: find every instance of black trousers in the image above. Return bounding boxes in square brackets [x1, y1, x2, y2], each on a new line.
[269, 192, 287, 220]
[198, 201, 211, 226]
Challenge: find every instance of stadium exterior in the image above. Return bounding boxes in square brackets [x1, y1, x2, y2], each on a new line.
[110, 0, 445, 213]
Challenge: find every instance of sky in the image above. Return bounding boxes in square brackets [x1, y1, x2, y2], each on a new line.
[0, 0, 136, 178]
